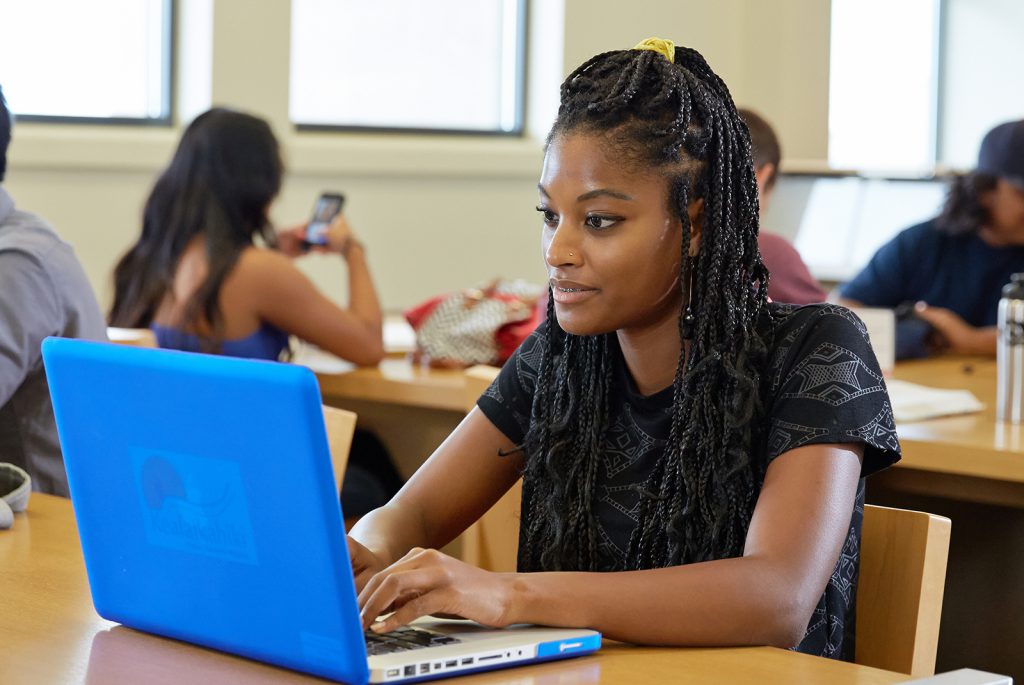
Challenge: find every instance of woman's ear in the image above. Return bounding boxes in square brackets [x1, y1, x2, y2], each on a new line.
[687, 198, 704, 257]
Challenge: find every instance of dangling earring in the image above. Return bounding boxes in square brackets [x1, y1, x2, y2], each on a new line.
[680, 258, 696, 340]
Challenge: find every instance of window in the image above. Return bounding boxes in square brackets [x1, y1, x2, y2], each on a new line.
[828, 0, 940, 172]
[290, 0, 526, 134]
[0, 0, 172, 123]
[939, 0, 1024, 168]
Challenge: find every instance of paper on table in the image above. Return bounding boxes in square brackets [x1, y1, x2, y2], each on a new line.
[383, 315, 417, 354]
[886, 378, 984, 423]
[851, 307, 895, 376]
[290, 341, 355, 374]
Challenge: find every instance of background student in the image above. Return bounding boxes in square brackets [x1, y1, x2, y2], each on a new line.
[738, 108, 827, 305]
[348, 39, 898, 659]
[839, 119, 1024, 357]
[0, 85, 107, 496]
[108, 107, 401, 515]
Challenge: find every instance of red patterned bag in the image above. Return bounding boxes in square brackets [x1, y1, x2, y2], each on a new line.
[404, 280, 544, 367]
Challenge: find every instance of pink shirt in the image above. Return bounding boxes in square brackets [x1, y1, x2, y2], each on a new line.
[759, 232, 827, 305]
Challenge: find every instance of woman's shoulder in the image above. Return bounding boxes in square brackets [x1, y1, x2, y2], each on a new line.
[764, 302, 869, 339]
[230, 246, 300, 286]
[761, 303, 877, 373]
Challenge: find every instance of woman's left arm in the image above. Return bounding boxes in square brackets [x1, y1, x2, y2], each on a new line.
[358, 442, 863, 647]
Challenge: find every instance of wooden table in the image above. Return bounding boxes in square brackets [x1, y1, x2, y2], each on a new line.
[887, 356, 1024, 507]
[306, 354, 1024, 503]
[874, 356, 1024, 680]
[315, 359, 467, 413]
[0, 494, 906, 685]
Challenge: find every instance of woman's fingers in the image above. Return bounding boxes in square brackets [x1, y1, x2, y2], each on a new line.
[348, 537, 388, 592]
[356, 547, 513, 632]
[371, 588, 456, 634]
[360, 564, 447, 631]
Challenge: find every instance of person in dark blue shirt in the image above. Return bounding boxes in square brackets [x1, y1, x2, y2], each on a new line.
[839, 119, 1024, 357]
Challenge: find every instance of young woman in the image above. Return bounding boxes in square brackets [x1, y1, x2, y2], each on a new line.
[349, 39, 900, 660]
[109, 107, 384, 366]
[109, 107, 402, 515]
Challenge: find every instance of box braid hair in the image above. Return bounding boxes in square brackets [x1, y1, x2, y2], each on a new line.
[517, 44, 771, 572]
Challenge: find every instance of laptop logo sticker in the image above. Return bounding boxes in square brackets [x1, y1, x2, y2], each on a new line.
[133, 450, 258, 565]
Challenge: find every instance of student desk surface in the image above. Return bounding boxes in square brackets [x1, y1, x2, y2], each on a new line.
[876, 356, 1024, 679]
[887, 356, 1024, 507]
[309, 353, 1024, 505]
[0, 494, 906, 685]
[314, 358, 468, 413]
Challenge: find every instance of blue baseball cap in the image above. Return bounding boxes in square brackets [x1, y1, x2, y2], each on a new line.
[977, 119, 1024, 189]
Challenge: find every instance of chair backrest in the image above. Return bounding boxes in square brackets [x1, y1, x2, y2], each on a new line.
[322, 405, 357, 494]
[460, 365, 522, 573]
[856, 503, 951, 677]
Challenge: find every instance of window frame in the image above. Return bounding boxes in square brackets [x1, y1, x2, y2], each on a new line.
[8, 0, 176, 127]
[292, 0, 528, 137]
[826, 0, 943, 173]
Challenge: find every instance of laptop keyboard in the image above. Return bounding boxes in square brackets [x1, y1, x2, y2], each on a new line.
[364, 627, 462, 656]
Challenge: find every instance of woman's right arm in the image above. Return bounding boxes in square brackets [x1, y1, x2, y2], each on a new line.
[320, 214, 384, 351]
[347, 407, 523, 590]
[237, 216, 385, 365]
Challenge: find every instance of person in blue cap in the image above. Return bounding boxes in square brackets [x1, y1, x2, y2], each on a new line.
[839, 119, 1024, 357]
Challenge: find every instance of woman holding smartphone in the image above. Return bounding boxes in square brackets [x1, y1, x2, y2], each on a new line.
[110, 108, 382, 364]
[110, 107, 399, 514]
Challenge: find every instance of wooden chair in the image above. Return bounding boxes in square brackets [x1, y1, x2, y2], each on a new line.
[106, 327, 157, 348]
[322, 405, 357, 494]
[856, 503, 951, 677]
[460, 365, 522, 573]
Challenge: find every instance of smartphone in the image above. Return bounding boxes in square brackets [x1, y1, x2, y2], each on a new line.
[303, 192, 346, 248]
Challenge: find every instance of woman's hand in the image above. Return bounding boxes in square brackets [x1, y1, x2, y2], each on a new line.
[324, 214, 363, 258]
[357, 547, 517, 633]
[913, 302, 997, 356]
[348, 537, 389, 593]
[276, 223, 309, 258]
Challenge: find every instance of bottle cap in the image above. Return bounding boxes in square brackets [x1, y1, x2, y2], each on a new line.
[1003, 273, 1024, 299]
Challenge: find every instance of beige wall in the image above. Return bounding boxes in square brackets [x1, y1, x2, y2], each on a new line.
[4, 0, 831, 314]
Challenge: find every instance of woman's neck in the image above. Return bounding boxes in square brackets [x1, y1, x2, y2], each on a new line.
[616, 314, 686, 397]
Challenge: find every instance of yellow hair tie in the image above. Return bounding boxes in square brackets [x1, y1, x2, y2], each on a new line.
[633, 37, 675, 63]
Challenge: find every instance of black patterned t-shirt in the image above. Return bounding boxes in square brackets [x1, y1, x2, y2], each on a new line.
[477, 303, 901, 661]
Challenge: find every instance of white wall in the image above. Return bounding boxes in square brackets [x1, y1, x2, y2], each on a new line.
[4, 0, 831, 313]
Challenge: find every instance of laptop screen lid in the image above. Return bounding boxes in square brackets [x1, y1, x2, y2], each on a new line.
[42, 338, 370, 684]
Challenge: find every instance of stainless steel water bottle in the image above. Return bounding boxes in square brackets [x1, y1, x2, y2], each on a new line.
[997, 273, 1024, 423]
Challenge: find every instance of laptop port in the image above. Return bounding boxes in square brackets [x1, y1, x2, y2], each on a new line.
[445, 660, 458, 668]
[404, 665, 415, 677]
[461, 657, 474, 665]
[419, 663, 429, 674]
[386, 669, 400, 677]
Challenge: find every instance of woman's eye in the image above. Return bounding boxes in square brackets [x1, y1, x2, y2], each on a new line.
[536, 206, 559, 227]
[585, 215, 620, 230]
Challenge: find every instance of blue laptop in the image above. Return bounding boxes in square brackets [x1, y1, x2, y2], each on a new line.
[42, 339, 600, 684]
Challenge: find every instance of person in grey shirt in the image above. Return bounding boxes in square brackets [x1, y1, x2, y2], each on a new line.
[0, 85, 106, 496]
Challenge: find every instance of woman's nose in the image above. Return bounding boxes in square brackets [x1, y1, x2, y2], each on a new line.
[544, 227, 581, 267]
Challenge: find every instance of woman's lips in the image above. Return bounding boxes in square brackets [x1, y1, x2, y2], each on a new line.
[550, 279, 598, 304]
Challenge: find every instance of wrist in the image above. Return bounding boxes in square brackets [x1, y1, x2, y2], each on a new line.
[501, 573, 531, 625]
[340, 237, 365, 259]
[502, 571, 579, 627]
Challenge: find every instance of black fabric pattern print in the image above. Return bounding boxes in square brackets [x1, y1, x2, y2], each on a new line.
[477, 303, 901, 661]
